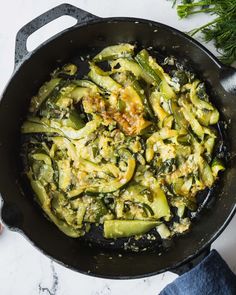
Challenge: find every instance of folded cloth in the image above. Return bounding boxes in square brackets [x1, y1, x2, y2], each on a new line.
[160, 250, 236, 295]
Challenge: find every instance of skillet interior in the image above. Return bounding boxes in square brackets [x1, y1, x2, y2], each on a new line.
[0, 19, 236, 278]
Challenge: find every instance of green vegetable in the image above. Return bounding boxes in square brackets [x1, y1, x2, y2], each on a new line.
[93, 43, 134, 62]
[197, 109, 219, 126]
[57, 159, 71, 191]
[149, 90, 169, 123]
[74, 79, 102, 93]
[190, 81, 214, 111]
[68, 87, 90, 103]
[41, 81, 76, 111]
[21, 121, 62, 135]
[170, 101, 189, 130]
[199, 158, 214, 187]
[88, 63, 122, 92]
[29, 177, 83, 237]
[181, 102, 204, 140]
[156, 223, 171, 239]
[83, 199, 108, 223]
[104, 220, 159, 238]
[126, 73, 154, 118]
[64, 110, 85, 129]
[22, 116, 100, 139]
[120, 184, 171, 220]
[30, 78, 61, 113]
[31, 153, 52, 166]
[177, 204, 185, 218]
[211, 157, 225, 177]
[61, 64, 78, 76]
[177, 134, 191, 146]
[110, 58, 154, 84]
[135, 49, 162, 86]
[54, 63, 78, 76]
[86, 149, 136, 193]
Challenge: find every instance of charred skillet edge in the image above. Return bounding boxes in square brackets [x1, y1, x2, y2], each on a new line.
[14, 3, 100, 68]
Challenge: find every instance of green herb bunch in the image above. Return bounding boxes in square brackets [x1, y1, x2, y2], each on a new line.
[172, 0, 236, 65]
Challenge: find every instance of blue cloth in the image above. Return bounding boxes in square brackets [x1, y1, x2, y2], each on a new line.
[160, 250, 236, 295]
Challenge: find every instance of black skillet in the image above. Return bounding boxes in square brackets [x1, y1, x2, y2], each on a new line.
[0, 3, 236, 278]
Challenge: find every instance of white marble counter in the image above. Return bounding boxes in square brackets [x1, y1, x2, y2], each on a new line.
[0, 1, 236, 294]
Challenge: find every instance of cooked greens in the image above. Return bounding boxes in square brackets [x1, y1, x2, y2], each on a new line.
[21, 44, 224, 240]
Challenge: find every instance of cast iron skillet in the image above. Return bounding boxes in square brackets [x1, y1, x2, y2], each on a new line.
[0, 3, 236, 279]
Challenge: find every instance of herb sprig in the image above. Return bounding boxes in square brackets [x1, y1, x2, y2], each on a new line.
[172, 0, 236, 65]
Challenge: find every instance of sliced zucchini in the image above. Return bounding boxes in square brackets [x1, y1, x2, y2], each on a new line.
[63, 110, 85, 129]
[69, 87, 90, 103]
[29, 178, 83, 237]
[170, 101, 189, 130]
[110, 58, 153, 84]
[211, 157, 225, 177]
[21, 121, 62, 135]
[84, 199, 108, 223]
[151, 187, 171, 220]
[50, 116, 101, 140]
[88, 63, 122, 92]
[196, 108, 219, 126]
[181, 103, 204, 140]
[120, 184, 170, 220]
[199, 158, 214, 187]
[93, 44, 134, 62]
[149, 90, 169, 122]
[57, 159, 71, 191]
[177, 134, 191, 146]
[30, 78, 61, 113]
[32, 153, 52, 166]
[85, 149, 136, 193]
[156, 223, 171, 239]
[104, 220, 159, 239]
[190, 81, 214, 111]
[135, 49, 162, 86]
[74, 79, 103, 93]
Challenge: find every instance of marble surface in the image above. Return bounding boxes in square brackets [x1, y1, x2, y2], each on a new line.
[0, 1, 236, 294]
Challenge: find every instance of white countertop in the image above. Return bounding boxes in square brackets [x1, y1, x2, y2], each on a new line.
[0, 1, 236, 294]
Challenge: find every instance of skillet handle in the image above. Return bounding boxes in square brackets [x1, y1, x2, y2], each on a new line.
[219, 65, 236, 95]
[171, 245, 211, 276]
[14, 3, 100, 67]
[1, 201, 24, 231]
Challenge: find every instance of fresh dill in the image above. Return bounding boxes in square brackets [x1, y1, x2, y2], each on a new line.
[172, 0, 236, 65]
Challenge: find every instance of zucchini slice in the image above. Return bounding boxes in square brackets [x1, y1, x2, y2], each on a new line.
[211, 157, 225, 177]
[104, 220, 159, 239]
[30, 78, 61, 113]
[29, 178, 83, 237]
[93, 44, 134, 62]
[85, 149, 136, 193]
[88, 63, 122, 92]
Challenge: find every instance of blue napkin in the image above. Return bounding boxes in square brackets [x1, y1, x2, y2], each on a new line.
[160, 250, 236, 295]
